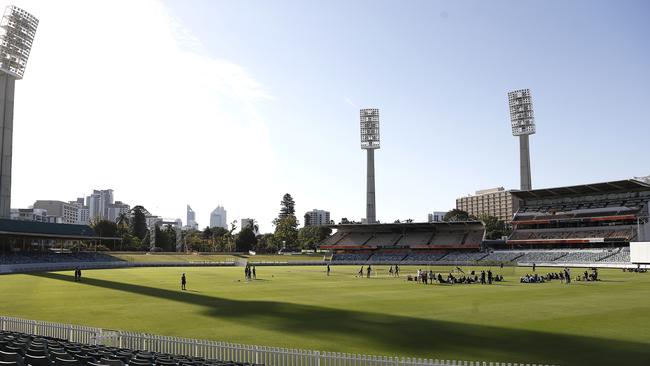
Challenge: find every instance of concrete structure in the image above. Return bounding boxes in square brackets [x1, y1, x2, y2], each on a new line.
[360, 108, 380, 224]
[427, 211, 448, 223]
[456, 187, 519, 223]
[186, 205, 198, 230]
[9, 208, 62, 223]
[241, 218, 259, 235]
[210, 206, 227, 229]
[33, 200, 79, 224]
[305, 209, 330, 226]
[508, 89, 535, 191]
[0, 6, 38, 218]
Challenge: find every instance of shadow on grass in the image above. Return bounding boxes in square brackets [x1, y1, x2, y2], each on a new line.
[32, 272, 649, 366]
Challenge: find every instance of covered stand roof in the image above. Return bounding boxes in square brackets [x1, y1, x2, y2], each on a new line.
[510, 179, 650, 200]
[0, 219, 119, 240]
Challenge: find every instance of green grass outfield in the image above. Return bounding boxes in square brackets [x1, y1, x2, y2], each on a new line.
[1, 265, 649, 366]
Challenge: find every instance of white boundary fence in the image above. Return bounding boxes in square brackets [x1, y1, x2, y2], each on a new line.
[0, 316, 555, 366]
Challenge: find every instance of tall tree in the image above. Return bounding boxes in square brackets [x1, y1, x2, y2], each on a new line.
[304, 213, 311, 227]
[298, 225, 332, 250]
[244, 219, 259, 233]
[236, 227, 257, 252]
[279, 193, 296, 218]
[131, 205, 148, 239]
[443, 209, 476, 222]
[481, 215, 512, 240]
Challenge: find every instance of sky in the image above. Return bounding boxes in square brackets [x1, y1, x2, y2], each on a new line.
[5, 0, 650, 233]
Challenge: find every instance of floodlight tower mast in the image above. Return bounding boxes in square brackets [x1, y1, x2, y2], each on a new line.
[508, 89, 535, 191]
[0, 5, 38, 218]
[360, 109, 380, 224]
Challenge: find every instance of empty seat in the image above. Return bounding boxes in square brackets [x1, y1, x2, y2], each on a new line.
[0, 351, 21, 363]
[24, 354, 49, 366]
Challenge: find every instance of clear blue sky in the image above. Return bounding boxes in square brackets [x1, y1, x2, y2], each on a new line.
[9, 0, 648, 232]
[162, 0, 649, 225]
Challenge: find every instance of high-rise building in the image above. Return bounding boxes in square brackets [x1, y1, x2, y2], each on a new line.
[33, 200, 79, 224]
[107, 201, 130, 222]
[304, 209, 330, 226]
[186, 205, 198, 230]
[87, 189, 114, 221]
[456, 187, 519, 223]
[0, 6, 38, 218]
[360, 108, 380, 224]
[210, 206, 227, 229]
[427, 211, 448, 223]
[508, 89, 536, 191]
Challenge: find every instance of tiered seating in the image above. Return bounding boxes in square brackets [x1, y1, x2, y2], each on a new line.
[331, 253, 370, 262]
[365, 233, 402, 247]
[464, 230, 484, 244]
[336, 233, 372, 246]
[367, 253, 407, 263]
[515, 251, 566, 263]
[397, 232, 433, 246]
[402, 252, 448, 263]
[430, 231, 465, 245]
[599, 248, 631, 263]
[481, 252, 523, 262]
[319, 231, 348, 246]
[438, 252, 487, 262]
[0, 252, 121, 265]
[0, 331, 257, 366]
[555, 251, 611, 263]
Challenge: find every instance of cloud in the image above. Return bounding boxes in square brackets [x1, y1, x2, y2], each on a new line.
[5, 0, 280, 232]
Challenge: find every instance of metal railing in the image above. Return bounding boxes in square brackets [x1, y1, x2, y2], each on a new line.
[0, 316, 555, 366]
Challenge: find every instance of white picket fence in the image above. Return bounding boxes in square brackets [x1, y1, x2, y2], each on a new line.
[0, 316, 555, 366]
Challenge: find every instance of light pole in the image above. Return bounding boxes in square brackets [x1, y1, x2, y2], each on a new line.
[508, 89, 535, 191]
[0, 6, 38, 218]
[360, 109, 380, 224]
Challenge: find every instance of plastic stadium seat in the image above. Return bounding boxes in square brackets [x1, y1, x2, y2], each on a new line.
[0, 351, 21, 363]
[54, 358, 79, 366]
[24, 355, 49, 366]
[127, 360, 151, 366]
[99, 359, 123, 366]
[0, 361, 20, 366]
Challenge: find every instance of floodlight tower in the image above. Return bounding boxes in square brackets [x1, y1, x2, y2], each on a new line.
[0, 5, 38, 218]
[508, 89, 535, 191]
[360, 108, 380, 224]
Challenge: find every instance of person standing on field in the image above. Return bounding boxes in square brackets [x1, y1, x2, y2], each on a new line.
[327, 264, 331, 276]
[181, 273, 187, 290]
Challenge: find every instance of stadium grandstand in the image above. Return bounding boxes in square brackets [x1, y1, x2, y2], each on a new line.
[0, 219, 121, 266]
[321, 222, 486, 264]
[504, 178, 650, 248]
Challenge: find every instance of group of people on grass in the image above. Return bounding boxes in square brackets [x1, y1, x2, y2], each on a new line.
[521, 267, 577, 284]
[409, 268, 503, 285]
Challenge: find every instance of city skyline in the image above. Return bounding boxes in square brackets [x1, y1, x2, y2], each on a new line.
[4, 0, 649, 233]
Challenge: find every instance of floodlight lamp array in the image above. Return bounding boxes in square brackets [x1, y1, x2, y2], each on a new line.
[0, 5, 38, 79]
[508, 89, 535, 136]
[360, 108, 380, 149]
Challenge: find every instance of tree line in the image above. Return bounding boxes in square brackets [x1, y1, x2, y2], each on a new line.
[90, 194, 331, 252]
